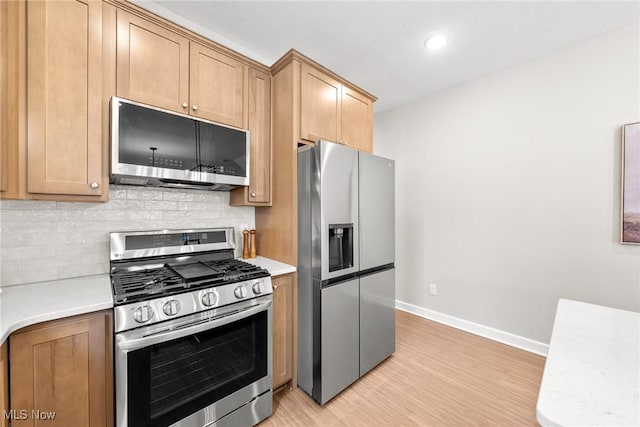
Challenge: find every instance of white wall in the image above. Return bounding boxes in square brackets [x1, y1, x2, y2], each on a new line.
[374, 25, 640, 344]
[0, 186, 254, 286]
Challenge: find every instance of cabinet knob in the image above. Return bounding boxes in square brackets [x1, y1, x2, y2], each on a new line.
[273, 285, 278, 290]
[89, 181, 99, 189]
[250, 192, 256, 197]
[192, 105, 198, 111]
[182, 102, 188, 108]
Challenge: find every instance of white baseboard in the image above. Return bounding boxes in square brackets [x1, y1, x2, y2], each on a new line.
[396, 300, 549, 357]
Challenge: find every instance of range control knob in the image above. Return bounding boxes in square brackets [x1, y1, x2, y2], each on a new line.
[163, 300, 181, 316]
[133, 306, 154, 324]
[234, 286, 248, 299]
[252, 281, 264, 295]
[202, 292, 217, 307]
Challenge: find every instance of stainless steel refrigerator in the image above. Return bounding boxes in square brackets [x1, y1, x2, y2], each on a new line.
[298, 140, 395, 405]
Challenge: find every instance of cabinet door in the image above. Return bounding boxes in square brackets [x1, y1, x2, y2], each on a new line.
[300, 62, 340, 144]
[0, 342, 7, 427]
[272, 274, 293, 388]
[0, 0, 8, 196]
[341, 86, 373, 153]
[116, 10, 189, 114]
[230, 67, 271, 206]
[247, 68, 271, 204]
[9, 311, 113, 427]
[26, 0, 103, 196]
[190, 43, 246, 128]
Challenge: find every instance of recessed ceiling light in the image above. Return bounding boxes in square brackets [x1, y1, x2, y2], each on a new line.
[424, 34, 448, 51]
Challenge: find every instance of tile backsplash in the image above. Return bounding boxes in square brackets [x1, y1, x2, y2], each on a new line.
[0, 186, 254, 287]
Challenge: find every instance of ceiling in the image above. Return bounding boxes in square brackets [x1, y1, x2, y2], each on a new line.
[134, 1, 640, 113]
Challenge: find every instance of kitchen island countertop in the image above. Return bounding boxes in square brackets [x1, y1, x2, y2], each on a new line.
[536, 299, 639, 426]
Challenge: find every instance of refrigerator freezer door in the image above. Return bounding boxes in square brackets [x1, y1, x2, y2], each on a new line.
[359, 152, 395, 270]
[317, 141, 359, 280]
[359, 268, 396, 376]
[318, 278, 360, 404]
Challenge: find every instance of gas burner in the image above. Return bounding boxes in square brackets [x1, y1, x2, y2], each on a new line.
[201, 259, 270, 284]
[111, 258, 269, 305]
[111, 266, 186, 304]
[143, 280, 167, 293]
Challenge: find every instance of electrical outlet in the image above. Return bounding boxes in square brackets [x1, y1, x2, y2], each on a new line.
[429, 284, 438, 295]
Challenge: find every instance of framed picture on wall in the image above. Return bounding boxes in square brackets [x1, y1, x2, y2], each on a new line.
[621, 122, 640, 244]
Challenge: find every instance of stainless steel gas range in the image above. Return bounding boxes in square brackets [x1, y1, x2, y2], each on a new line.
[109, 228, 273, 427]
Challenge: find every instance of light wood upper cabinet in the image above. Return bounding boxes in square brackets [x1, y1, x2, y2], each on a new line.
[231, 68, 271, 206]
[341, 86, 373, 152]
[300, 62, 341, 144]
[9, 310, 113, 427]
[26, 0, 104, 196]
[117, 11, 248, 129]
[272, 274, 294, 389]
[116, 10, 189, 114]
[190, 43, 247, 128]
[299, 61, 374, 152]
[247, 68, 271, 203]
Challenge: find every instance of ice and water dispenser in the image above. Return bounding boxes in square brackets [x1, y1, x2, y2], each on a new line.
[328, 224, 353, 272]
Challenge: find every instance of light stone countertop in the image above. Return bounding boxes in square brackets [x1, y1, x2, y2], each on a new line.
[536, 299, 640, 426]
[0, 256, 295, 346]
[242, 256, 296, 277]
[0, 274, 113, 345]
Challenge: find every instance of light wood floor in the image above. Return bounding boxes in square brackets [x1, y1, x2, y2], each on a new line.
[261, 310, 545, 426]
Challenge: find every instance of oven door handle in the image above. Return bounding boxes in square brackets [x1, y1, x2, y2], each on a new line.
[117, 300, 272, 351]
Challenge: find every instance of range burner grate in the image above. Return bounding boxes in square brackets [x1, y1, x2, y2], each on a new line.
[111, 259, 269, 304]
[112, 267, 185, 303]
[201, 259, 270, 283]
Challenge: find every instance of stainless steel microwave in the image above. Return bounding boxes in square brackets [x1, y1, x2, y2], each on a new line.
[110, 97, 249, 191]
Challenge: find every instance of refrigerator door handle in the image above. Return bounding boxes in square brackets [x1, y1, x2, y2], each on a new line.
[358, 263, 395, 278]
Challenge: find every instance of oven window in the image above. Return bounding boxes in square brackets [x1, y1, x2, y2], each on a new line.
[127, 311, 268, 427]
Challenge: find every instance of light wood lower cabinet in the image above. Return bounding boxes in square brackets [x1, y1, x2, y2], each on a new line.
[0, 342, 7, 427]
[9, 310, 113, 427]
[272, 274, 294, 389]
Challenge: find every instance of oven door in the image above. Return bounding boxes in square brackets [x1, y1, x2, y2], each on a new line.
[115, 296, 272, 427]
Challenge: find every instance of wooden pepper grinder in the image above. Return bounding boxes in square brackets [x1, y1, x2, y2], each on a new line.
[249, 229, 257, 258]
[242, 229, 250, 259]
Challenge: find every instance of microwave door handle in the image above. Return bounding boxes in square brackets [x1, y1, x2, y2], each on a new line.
[117, 300, 272, 351]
